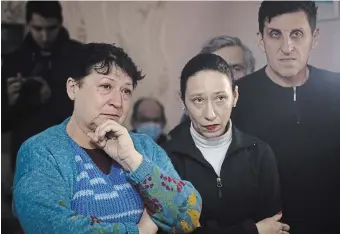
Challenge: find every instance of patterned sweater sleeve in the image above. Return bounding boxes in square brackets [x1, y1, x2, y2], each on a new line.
[127, 136, 202, 233]
[13, 142, 139, 234]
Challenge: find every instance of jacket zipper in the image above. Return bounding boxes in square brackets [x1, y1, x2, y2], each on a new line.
[214, 144, 257, 200]
[293, 87, 300, 124]
[216, 177, 223, 198]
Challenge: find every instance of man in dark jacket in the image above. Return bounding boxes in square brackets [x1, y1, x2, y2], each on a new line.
[2, 1, 82, 171]
[232, 2, 340, 234]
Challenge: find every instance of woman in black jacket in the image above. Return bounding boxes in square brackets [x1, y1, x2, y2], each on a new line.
[162, 53, 290, 234]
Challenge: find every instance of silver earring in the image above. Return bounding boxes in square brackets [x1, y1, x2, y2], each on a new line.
[182, 107, 186, 110]
[233, 104, 236, 107]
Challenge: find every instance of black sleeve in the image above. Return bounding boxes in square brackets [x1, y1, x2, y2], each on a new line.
[1, 68, 11, 132]
[192, 219, 259, 234]
[1, 52, 43, 132]
[255, 142, 282, 219]
[1, 53, 17, 132]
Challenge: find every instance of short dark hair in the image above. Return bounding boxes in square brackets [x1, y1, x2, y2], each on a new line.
[70, 43, 144, 88]
[131, 98, 167, 127]
[26, 1, 63, 23]
[258, 1, 318, 35]
[180, 53, 235, 102]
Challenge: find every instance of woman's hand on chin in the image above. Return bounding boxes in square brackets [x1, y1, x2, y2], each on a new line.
[87, 119, 143, 172]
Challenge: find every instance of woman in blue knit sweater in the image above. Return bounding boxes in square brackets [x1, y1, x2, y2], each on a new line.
[13, 43, 202, 234]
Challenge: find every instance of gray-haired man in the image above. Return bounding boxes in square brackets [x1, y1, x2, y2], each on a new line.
[201, 35, 256, 80]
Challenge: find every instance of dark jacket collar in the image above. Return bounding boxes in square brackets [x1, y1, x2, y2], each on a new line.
[164, 121, 257, 163]
[244, 65, 319, 88]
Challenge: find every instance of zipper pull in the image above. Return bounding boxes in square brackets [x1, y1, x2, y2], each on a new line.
[293, 86, 300, 124]
[217, 177, 223, 198]
[217, 178, 222, 187]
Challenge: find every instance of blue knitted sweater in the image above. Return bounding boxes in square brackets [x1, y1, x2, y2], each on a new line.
[13, 119, 202, 234]
[70, 140, 144, 224]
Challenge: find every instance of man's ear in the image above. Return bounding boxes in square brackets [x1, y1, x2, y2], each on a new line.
[66, 77, 79, 101]
[257, 32, 265, 54]
[233, 85, 239, 107]
[312, 28, 320, 50]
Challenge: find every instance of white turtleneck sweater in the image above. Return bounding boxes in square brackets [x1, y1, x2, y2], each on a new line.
[190, 121, 233, 177]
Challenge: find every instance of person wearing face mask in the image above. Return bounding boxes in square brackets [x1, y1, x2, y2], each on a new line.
[162, 53, 290, 234]
[131, 97, 168, 145]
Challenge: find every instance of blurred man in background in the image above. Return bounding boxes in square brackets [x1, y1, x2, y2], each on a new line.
[2, 1, 82, 172]
[201, 35, 256, 80]
[131, 97, 168, 145]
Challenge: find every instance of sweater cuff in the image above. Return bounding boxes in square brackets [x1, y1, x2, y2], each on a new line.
[126, 158, 154, 185]
[243, 219, 259, 234]
[126, 224, 140, 234]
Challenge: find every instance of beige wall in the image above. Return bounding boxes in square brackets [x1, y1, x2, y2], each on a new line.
[60, 1, 340, 131]
[3, 1, 340, 131]
[61, 1, 230, 131]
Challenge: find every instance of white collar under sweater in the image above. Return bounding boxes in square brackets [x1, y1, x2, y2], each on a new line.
[190, 121, 233, 177]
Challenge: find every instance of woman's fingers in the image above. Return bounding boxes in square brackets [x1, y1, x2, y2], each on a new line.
[282, 223, 290, 231]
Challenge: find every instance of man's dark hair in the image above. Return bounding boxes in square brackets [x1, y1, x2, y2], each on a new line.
[258, 1, 318, 35]
[26, 1, 63, 23]
[131, 98, 167, 127]
[70, 43, 144, 88]
[180, 53, 235, 102]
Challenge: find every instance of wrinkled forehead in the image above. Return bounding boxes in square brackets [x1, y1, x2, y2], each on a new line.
[214, 46, 245, 66]
[91, 65, 133, 84]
